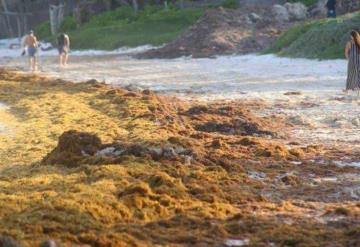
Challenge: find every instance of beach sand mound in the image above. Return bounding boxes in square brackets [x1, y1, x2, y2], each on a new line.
[139, 8, 290, 59]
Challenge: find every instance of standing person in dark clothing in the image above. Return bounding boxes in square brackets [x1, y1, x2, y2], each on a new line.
[57, 33, 70, 67]
[326, 0, 337, 18]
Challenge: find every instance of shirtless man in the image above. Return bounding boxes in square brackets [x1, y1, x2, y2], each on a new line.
[22, 30, 39, 72]
[57, 33, 70, 67]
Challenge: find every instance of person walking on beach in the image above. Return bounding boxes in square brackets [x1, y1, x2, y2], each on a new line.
[57, 33, 70, 67]
[344, 31, 360, 93]
[326, 0, 336, 18]
[22, 30, 39, 72]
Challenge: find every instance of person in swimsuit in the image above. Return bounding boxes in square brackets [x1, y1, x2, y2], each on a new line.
[345, 30, 360, 94]
[57, 33, 70, 67]
[22, 30, 39, 72]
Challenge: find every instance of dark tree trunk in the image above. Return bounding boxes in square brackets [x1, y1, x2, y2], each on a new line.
[1, 0, 15, 37]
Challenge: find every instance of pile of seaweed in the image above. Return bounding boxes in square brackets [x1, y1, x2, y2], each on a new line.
[0, 70, 359, 247]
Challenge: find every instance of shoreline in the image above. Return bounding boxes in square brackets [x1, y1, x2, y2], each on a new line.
[0, 53, 354, 149]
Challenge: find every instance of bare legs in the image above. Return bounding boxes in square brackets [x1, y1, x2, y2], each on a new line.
[64, 53, 69, 66]
[59, 53, 69, 67]
[29, 56, 37, 72]
[342, 88, 360, 96]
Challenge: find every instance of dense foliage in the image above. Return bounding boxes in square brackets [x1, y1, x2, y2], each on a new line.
[265, 11, 360, 59]
[36, 6, 203, 50]
[286, 0, 318, 7]
[221, 0, 239, 9]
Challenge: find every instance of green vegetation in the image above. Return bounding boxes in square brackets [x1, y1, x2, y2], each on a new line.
[286, 0, 318, 7]
[35, 21, 51, 40]
[35, 6, 203, 50]
[221, 0, 239, 9]
[265, 11, 360, 59]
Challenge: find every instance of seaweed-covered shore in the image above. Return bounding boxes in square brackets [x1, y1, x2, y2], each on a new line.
[0, 70, 359, 246]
